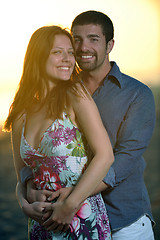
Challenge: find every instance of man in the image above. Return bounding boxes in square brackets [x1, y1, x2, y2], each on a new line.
[20, 11, 156, 239]
[69, 11, 156, 239]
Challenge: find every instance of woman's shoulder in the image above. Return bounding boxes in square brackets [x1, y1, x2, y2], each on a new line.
[12, 113, 26, 131]
[68, 81, 92, 102]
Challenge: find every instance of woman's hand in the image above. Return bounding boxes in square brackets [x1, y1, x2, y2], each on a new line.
[42, 200, 78, 232]
[47, 187, 73, 202]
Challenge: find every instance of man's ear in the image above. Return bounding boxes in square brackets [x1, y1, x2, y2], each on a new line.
[107, 39, 114, 54]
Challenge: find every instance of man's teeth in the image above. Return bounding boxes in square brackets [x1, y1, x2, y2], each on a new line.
[81, 55, 92, 59]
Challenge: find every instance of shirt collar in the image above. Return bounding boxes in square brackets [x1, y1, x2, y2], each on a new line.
[107, 61, 124, 88]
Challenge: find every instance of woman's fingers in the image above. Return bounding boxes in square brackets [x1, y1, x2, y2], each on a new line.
[45, 221, 70, 232]
[56, 188, 73, 202]
[43, 203, 54, 212]
[63, 224, 70, 232]
[47, 190, 60, 202]
[46, 221, 59, 231]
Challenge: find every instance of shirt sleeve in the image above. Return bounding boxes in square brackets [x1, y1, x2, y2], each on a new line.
[20, 166, 33, 186]
[103, 85, 156, 187]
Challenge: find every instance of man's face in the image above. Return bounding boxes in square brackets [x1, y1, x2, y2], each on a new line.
[72, 24, 108, 72]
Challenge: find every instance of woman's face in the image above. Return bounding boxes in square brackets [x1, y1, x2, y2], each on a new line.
[45, 34, 75, 86]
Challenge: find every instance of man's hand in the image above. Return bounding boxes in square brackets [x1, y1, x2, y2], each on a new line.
[22, 201, 52, 224]
[27, 179, 53, 203]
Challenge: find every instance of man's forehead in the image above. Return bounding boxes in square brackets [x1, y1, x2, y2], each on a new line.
[72, 24, 103, 36]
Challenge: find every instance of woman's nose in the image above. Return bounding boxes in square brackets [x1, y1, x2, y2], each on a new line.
[62, 51, 70, 61]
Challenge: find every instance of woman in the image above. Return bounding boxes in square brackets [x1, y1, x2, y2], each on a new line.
[4, 25, 114, 239]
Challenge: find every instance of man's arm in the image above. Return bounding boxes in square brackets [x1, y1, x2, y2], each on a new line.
[20, 166, 33, 186]
[16, 181, 52, 224]
[20, 167, 55, 203]
[104, 85, 156, 187]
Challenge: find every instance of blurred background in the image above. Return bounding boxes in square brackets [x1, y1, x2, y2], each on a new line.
[0, 0, 159, 239]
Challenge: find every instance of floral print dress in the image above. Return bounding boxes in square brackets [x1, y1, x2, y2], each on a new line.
[20, 113, 111, 240]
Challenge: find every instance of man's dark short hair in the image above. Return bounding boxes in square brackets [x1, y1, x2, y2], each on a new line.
[71, 10, 114, 44]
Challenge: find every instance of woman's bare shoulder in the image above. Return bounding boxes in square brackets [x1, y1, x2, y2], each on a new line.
[68, 82, 92, 103]
[12, 113, 25, 131]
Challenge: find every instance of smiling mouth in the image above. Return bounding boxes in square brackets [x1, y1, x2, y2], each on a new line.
[78, 55, 94, 61]
[81, 55, 93, 59]
[58, 67, 70, 70]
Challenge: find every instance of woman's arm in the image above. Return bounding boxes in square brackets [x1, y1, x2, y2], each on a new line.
[64, 90, 114, 204]
[43, 86, 114, 230]
[12, 115, 26, 181]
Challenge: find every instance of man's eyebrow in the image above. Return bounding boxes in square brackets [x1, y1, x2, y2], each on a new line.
[88, 34, 100, 38]
[73, 34, 100, 38]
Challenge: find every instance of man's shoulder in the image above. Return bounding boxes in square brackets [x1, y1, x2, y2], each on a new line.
[110, 62, 148, 90]
[121, 72, 150, 91]
[109, 62, 154, 98]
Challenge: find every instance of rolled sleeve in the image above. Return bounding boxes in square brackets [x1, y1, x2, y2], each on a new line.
[103, 166, 116, 187]
[20, 166, 33, 186]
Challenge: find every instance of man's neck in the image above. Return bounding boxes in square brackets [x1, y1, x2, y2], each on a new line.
[81, 61, 111, 95]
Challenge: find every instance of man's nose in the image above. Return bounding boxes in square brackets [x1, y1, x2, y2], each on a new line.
[78, 40, 88, 52]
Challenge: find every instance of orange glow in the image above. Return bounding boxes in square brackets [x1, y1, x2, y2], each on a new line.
[0, 0, 159, 126]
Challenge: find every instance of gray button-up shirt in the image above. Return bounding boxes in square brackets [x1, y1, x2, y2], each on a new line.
[93, 61, 156, 231]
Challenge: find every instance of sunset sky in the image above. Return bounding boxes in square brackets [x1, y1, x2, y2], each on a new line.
[0, 0, 160, 126]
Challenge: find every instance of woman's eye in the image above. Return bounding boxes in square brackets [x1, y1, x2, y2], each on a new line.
[51, 50, 61, 54]
[68, 51, 74, 55]
[55, 51, 61, 54]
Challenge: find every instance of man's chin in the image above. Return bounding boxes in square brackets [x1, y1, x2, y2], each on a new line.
[78, 62, 95, 71]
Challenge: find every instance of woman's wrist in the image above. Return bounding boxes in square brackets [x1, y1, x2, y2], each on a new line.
[64, 196, 81, 212]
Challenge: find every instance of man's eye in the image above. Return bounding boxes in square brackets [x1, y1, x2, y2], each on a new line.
[91, 38, 98, 42]
[74, 38, 81, 43]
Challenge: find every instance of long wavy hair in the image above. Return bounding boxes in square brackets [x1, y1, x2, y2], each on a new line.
[4, 25, 82, 131]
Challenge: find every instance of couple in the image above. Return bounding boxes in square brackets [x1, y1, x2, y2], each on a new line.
[4, 11, 155, 239]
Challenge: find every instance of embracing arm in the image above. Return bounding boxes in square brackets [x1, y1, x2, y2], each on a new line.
[12, 117, 52, 223]
[16, 181, 52, 223]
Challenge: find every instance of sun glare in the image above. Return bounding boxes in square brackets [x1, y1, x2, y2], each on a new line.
[0, 0, 159, 127]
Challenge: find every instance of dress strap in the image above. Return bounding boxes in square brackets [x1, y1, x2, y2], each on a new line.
[21, 113, 27, 136]
[62, 111, 68, 119]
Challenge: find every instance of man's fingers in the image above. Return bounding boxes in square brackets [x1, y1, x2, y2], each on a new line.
[43, 203, 54, 212]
